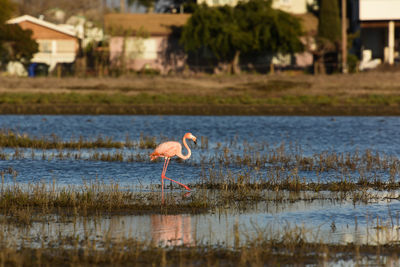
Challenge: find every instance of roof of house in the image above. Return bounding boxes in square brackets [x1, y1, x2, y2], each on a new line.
[104, 13, 191, 36]
[6, 14, 77, 37]
[105, 12, 316, 37]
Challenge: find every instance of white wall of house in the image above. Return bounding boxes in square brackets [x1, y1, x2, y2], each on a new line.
[124, 38, 158, 60]
[360, 0, 400, 21]
[109, 36, 185, 73]
[359, 0, 400, 66]
[196, 0, 312, 14]
[272, 0, 309, 14]
[33, 39, 76, 70]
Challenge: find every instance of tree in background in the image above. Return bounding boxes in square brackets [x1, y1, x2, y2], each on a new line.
[318, 0, 341, 43]
[0, 0, 14, 23]
[0, 0, 38, 66]
[180, 0, 303, 74]
[0, 24, 38, 61]
[315, 0, 341, 74]
[180, 4, 241, 73]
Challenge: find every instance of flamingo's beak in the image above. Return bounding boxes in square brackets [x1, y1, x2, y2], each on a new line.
[193, 137, 197, 144]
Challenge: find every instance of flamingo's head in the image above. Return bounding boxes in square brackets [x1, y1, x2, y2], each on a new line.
[185, 132, 197, 144]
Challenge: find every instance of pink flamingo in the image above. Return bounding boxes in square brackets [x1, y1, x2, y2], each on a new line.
[150, 133, 197, 198]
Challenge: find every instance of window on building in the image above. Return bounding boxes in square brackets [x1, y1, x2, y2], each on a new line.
[38, 40, 51, 53]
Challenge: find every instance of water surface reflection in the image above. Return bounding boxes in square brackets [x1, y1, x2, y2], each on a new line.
[151, 215, 193, 246]
[1, 198, 397, 248]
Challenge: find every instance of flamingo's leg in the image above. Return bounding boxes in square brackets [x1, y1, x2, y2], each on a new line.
[161, 158, 168, 204]
[161, 157, 168, 186]
[162, 158, 191, 191]
[163, 176, 191, 191]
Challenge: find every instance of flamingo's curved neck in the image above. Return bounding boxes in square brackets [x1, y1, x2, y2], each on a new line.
[177, 136, 191, 160]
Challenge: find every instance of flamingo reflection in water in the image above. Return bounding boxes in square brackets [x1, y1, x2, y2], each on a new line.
[151, 215, 193, 247]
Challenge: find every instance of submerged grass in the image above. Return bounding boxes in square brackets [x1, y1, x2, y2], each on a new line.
[1, 131, 400, 195]
[2, 130, 399, 173]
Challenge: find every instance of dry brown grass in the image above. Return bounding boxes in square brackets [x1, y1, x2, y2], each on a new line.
[2, 72, 400, 96]
[1, 71, 400, 115]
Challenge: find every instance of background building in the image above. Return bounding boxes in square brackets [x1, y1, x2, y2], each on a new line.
[105, 13, 189, 74]
[7, 15, 79, 71]
[358, 0, 400, 67]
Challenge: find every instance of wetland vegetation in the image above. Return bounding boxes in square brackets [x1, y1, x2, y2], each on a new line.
[1, 227, 399, 266]
[0, 115, 399, 265]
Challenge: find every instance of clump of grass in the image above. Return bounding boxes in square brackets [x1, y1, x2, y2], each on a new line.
[0, 130, 158, 149]
[139, 133, 157, 149]
[0, 181, 209, 218]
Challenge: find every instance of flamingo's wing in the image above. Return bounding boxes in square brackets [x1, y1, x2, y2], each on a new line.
[150, 141, 181, 160]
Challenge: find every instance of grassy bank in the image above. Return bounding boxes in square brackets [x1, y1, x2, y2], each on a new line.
[1, 239, 397, 266]
[1, 72, 400, 115]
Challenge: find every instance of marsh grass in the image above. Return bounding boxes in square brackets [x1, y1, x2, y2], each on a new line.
[196, 140, 400, 195]
[0, 219, 398, 266]
[0, 181, 211, 223]
[0, 130, 158, 149]
[0, 132, 399, 216]
[2, 130, 399, 176]
[0, 178, 398, 225]
[1, 132, 400, 196]
[0, 169, 398, 264]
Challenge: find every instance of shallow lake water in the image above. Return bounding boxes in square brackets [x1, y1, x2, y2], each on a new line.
[1, 115, 400, 250]
[2, 115, 400, 154]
